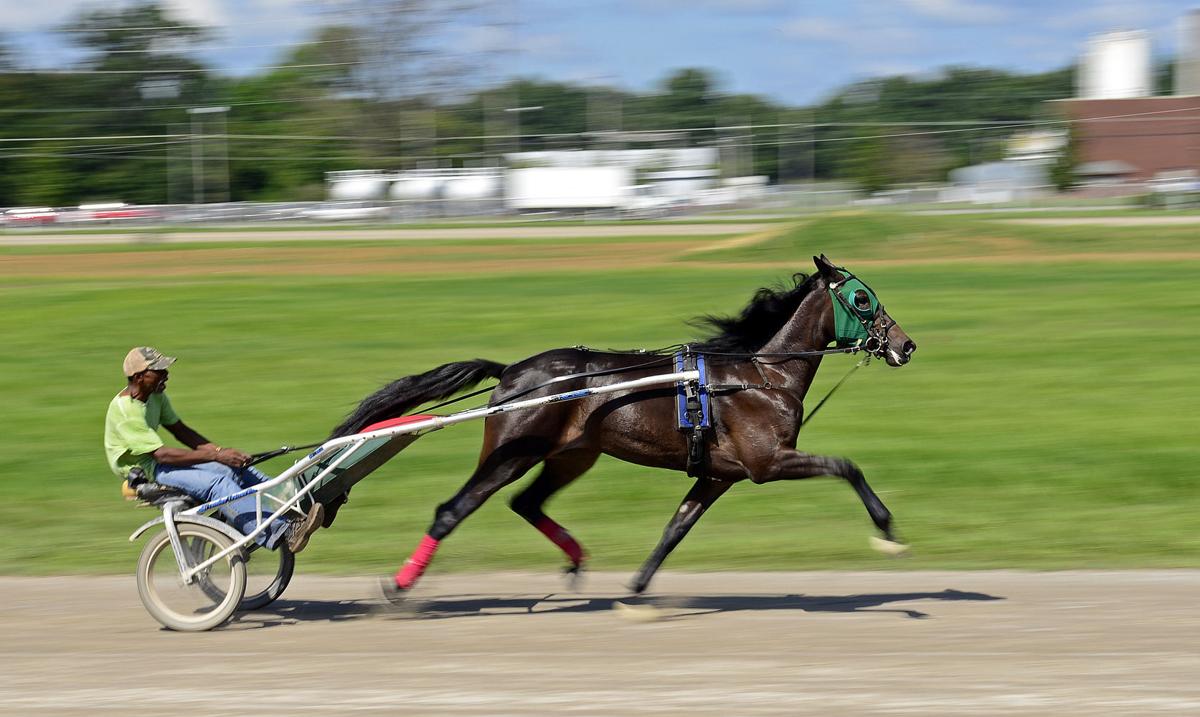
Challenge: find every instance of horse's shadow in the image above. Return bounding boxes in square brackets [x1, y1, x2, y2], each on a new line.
[228, 588, 1003, 630]
[408, 588, 1003, 621]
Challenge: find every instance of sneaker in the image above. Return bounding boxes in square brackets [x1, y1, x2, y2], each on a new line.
[285, 502, 325, 554]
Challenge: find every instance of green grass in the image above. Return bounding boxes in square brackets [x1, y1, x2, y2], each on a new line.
[688, 211, 1200, 263]
[1, 214, 1197, 575]
[908, 208, 1200, 219]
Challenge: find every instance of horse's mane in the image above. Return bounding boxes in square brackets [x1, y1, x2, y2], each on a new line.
[689, 272, 821, 353]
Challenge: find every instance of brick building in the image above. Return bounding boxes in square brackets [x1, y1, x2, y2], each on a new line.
[1053, 96, 1200, 182]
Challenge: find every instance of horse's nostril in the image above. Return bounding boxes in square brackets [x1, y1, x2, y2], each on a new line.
[903, 341, 916, 355]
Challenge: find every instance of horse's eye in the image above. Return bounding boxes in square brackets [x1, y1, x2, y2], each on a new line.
[853, 289, 871, 311]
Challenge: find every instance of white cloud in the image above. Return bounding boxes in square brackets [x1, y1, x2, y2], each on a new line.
[855, 60, 924, 78]
[636, 0, 786, 11]
[458, 24, 517, 54]
[899, 0, 1008, 24]
[0, 0, 85, 30]
[1043, 0, 1170, 31]
[164, 0, 230, 28]
[0, 0, 319, 32]
[780, 17, 845, 41]
[522, 32, 574, 61]
[702, 0, 786, 9]
[1005, 33, 1055, 50]
[782, 17, 923, 57]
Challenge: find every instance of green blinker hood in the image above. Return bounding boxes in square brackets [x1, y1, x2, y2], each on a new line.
[829, 276, 879, 347]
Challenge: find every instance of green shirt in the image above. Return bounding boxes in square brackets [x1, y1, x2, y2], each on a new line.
[104, 391, 181, 480]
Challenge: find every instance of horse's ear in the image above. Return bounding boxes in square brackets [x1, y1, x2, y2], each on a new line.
[813, 255, 840, 280]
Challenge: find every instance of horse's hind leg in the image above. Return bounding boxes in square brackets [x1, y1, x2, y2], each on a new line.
[629, 478, 733, 595]
[510, 450, 599, 573]
[392, 437, 549, 592]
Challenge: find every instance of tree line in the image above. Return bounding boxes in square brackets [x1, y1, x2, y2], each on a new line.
[0, 2, 1081, 206]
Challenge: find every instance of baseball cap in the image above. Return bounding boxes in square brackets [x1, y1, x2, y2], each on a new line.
[123, 346, 177, 376]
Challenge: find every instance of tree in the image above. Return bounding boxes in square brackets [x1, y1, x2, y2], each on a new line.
[1049, 126, 1079, 191]
[810, 66, 1072, 189]
[50, 2, 216, 204]
[0, 34, 14, 70]
[318, 0, 491, 162]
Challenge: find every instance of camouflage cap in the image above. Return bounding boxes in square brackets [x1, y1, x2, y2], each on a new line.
[123, 346, 176, 376]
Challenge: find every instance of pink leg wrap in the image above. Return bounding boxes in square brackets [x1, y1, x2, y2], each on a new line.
[534, 517, 585, 566]
[395, 534, 440, 590]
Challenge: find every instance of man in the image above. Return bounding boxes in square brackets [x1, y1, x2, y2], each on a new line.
[105, 346, 323, 553]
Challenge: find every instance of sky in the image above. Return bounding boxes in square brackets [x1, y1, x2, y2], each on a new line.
[2, 0, 1198, 105]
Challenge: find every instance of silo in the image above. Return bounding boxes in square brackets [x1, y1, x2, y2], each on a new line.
[1176, 11, 1200, 96]
[390, 177, 442, 201]
[1078, 30, 1152, 99]
[442, 175, 500, 201]
[328, 175, 388, 201]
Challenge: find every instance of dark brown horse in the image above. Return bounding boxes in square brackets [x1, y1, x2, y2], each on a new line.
[332, 255, 916, 596]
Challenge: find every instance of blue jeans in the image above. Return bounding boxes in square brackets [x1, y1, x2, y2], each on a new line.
[155, 462, 290, 549]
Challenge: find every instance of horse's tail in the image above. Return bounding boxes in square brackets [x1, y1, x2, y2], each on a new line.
[330, 359, 508, 437]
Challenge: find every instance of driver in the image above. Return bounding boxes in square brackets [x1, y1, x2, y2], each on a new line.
[104, 346, 324, 553]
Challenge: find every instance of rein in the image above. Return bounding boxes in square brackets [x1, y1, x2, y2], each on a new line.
[798, 354, 871, 427]
[248, 346, 867, 465]
[252, 272, 885, 463]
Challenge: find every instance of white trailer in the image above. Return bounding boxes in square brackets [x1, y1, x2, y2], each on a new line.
[505, 166, 634, 211]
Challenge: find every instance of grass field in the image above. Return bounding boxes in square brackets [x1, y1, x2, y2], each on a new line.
[1, 211, 1196, 575]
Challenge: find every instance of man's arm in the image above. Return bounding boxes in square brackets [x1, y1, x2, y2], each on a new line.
[164, 420, 212, 451]
[160, 421, 252, 468]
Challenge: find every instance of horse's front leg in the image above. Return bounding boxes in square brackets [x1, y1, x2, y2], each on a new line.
[750, 450, 905, 549]
[629, 477, 733, 595]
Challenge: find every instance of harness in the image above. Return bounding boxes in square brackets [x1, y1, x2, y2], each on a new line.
[669, 267, 888, 479]
[673, 350, 712, 478]
[251, 267, 890, 477]
[670, 345, 871, 479]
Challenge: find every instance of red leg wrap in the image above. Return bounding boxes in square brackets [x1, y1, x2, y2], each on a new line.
[534, 517, 585, 566]
[395, 534, 440, 590]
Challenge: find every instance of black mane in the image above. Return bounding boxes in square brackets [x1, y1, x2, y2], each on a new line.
[690, 272, 822, 352]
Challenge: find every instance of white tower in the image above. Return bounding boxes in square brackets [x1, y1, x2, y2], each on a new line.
[1176, 11, 1200, 96]
[1078, 30, 1152, 99]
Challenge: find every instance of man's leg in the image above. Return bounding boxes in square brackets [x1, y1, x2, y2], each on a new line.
[156, 463, 289, 549]
[234, 465, 324, 550]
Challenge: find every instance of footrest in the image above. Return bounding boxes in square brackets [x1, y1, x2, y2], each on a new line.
[134, 483, 201, 509]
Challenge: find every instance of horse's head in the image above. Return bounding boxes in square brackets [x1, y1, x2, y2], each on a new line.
[814, 255, 916, 367]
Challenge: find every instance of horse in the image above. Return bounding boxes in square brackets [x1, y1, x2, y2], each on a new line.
[330, 255, 917, 598]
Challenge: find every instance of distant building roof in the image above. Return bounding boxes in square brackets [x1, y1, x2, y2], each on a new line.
[949, 161, 1046, 187]
[1075, 160, 1137, 176]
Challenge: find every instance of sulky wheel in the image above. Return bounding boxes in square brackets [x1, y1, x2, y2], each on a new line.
[239, 542, 295, 611]
[136, 523, 247, 632]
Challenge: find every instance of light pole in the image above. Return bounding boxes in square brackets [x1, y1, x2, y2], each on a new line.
[187, 106, 230, 204]
[137, 78, 180, 204]
[504, 106, 542, 156]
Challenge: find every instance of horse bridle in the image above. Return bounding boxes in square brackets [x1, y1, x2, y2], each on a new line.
[828, 271, 893, 359]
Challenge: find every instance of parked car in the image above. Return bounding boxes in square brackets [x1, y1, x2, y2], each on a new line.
[58, 203, 159, 223]
[2, 207, 58, 226]
[298, 201, 391, 222]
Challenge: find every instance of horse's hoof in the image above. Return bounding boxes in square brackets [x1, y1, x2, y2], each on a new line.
[614, 600, 663, 623]
[563, 564, 585, 591]
[377, 577, 415, 612]
[870, 536, 911, 556]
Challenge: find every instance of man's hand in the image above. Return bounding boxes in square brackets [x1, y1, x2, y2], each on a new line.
[212, 446, 253, 468]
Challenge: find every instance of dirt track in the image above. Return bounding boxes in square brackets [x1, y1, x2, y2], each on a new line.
[0, 223, 770, 247]
[2, 571, 1197, 716]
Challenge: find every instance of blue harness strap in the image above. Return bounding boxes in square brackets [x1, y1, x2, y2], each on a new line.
[674, 351, 711, 430]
